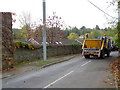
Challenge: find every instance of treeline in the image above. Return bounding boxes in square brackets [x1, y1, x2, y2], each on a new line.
[62, 26, 117, 39]
[13, 25, 117, 40]
[13, 24, 119, 46]
[12, 12, 118, 45]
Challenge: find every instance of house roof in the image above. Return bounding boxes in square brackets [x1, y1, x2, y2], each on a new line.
[59, 39, 83, 45]
[29, 38, 84, 45]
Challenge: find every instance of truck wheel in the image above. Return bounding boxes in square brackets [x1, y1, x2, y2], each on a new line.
[84, 55, 90, 59]
[107, 52, 110, 57]
[100, 51, 105, 59]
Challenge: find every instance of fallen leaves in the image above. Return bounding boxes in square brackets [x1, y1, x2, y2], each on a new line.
[109, 56, 120, 88]
[102, 80, 108, 83]
[102, 77, 114, 86]
[1, 66, 19, 73]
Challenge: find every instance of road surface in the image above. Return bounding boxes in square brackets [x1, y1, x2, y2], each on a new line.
[2, 51, 119, 88]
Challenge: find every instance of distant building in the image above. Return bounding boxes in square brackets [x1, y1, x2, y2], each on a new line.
[59, 39, 83, 45]
[27, 38, 40, 45]
[29, 38, 83, 45]
[79, 35, 84, 39]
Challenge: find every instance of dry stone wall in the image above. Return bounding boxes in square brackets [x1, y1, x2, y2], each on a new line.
[14, 45, 82, 63]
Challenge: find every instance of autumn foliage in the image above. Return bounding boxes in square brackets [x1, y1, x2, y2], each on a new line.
[34, 12, 65, 45]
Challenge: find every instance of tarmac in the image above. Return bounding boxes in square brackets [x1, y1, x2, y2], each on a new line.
[2, 54, 80, 80]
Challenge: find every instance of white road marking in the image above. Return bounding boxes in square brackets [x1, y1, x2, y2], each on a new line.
[43, 71, 74, 88]
[81, 61, 91, 67]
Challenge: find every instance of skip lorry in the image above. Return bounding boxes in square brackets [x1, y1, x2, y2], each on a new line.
[82, 35, 112, 59]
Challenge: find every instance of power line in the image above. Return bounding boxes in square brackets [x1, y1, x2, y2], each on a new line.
[87, 0, 117, 19]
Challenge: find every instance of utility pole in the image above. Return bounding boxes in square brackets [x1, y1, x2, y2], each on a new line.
[42, 0, 47, 61]
[117, 0, 120, 56]
[119, 1, 120, 22]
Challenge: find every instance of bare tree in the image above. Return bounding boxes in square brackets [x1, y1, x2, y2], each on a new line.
[19, 12, 31, 28]
[19, 12, 32, 40]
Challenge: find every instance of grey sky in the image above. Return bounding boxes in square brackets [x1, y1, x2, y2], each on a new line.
[0, 0, 117, 29]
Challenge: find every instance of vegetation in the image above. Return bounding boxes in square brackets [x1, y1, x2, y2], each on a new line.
[13, 12, 66, 45]
[68, 33, 79, 40]
[117, 22, 120, 48]
[88, 30, 104, 39]
[13, 41, 34, 49]
[13, 25, 118, 46]
[37, 60, 60, 65]
[13, 12, 119, 46]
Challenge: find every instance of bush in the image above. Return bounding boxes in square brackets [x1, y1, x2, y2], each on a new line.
[13, 41, 34, 50]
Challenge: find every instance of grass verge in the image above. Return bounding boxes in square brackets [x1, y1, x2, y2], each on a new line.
[37, 60, 60, 66]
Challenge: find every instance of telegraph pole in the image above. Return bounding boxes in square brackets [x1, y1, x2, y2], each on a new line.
[118, 1, 120, 22]
[42, 0, 47, 61]
[117, 0, 120, 56]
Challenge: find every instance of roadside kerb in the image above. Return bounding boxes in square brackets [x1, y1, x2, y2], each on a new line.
[2, 54, 81, 79]
[40, 54, 81, 69]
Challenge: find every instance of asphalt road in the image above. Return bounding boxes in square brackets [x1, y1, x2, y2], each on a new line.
[2, 51, 119, 88]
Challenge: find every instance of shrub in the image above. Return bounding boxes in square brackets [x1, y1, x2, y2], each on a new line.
[13, 41, 34, 50]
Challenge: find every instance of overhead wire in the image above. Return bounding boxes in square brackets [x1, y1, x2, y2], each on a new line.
[87, 0, 117, 19]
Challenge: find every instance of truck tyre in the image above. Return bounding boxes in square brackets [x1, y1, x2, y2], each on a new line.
[107, 52, 110, 57]
[84, 55, 90, 59]
[100, 51, 105, 59]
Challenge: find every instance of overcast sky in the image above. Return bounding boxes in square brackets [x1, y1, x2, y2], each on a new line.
[0, 0, 117, 29]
